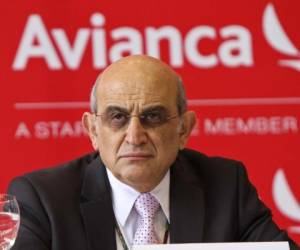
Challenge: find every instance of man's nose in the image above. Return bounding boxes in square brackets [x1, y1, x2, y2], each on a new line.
[125, 116, 148, 145]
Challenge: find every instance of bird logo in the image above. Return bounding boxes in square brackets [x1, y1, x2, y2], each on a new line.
[262, 3, 300, 72]
[272, 168, 300, 234]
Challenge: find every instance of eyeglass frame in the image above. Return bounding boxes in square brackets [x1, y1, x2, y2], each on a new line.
[94, 107, 180, 130]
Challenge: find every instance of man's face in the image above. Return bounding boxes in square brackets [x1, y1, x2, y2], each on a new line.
[83, 56, 194, 192]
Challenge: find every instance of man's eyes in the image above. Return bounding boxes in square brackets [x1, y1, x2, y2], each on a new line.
[104, 109, 168, 128]
[110, 112, 127, 120]
[142, 112, 164, 123]
[108, 112, 129, 125]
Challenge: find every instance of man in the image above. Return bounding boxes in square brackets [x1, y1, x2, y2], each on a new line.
[8, 55, 299, 250]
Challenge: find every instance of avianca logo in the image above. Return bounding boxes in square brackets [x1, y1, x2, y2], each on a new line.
[11, 3, 300, 72]
[272, 168, 300, 234]
[263, 3, 300, 72]
[12, 14, 253, 70]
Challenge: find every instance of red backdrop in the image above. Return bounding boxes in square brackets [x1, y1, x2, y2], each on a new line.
[1, 0, 299, 244]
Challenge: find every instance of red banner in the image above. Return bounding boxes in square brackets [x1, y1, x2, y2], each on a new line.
[1, 0, 299, 244]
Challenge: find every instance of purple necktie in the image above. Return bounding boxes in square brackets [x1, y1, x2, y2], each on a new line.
[133, 193, 161, 245]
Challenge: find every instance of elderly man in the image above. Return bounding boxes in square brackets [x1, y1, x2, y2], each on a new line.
[9, 55, 299, 250]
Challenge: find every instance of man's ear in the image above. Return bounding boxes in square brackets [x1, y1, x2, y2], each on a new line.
[82, 112, 99, 150]
[178, 111, 196, 150]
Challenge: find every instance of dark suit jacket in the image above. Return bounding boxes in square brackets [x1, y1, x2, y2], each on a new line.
[8, 149, 299, 250]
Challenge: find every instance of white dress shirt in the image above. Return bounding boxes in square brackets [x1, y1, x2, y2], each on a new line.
[106, 168, 170, 250]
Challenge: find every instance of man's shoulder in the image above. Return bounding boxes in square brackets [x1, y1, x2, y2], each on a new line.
[179, 148, 246, 185]
[180, 148, 243, 171]
[9, 152, 99, 195]
[24, 151, 97, 179]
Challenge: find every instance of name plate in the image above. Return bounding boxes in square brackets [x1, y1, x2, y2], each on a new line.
[133, 242, 289, 250]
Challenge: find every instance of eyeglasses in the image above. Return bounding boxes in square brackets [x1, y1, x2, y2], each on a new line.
[95, 109, 178, 130]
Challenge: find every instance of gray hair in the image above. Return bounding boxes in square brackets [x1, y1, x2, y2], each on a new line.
[90, 77, 187, 115]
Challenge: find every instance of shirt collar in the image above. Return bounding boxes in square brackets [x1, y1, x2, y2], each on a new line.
[106, 168, 170, 226]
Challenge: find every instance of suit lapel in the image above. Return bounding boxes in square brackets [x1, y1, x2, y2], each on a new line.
[80, 156, 117, 250]
[170, 154, 205, 243]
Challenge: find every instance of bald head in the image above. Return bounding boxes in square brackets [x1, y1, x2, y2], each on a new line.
[99, 55, 179, 86]
[90, 55, 187, 115]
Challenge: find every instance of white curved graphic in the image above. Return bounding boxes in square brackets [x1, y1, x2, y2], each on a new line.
[263, 3, 300, 71]
[289, 226, 300, 234]
[263, 3, 299, 56]
[273, 169, 300, 222]
[272, 168, 300, 234]
[279, 60, 300, 71]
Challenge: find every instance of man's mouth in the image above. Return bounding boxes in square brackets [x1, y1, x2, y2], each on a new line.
[119, 153, 153, 161]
